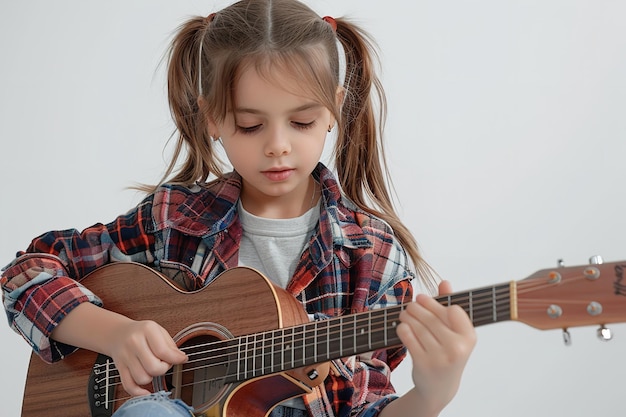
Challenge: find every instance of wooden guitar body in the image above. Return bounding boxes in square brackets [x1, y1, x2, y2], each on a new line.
[21, 263, 329, 417]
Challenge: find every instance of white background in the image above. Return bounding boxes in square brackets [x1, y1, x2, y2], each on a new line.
[1, 1, 625, 416]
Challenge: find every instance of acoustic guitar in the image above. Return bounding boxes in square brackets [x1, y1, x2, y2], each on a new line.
[20, 259, 626, 416]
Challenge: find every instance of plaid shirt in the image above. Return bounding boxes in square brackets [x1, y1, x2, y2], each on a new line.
[2, 163, 415, 417]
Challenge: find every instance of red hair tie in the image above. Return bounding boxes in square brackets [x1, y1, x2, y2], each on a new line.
[205, 12, 216, 23]
[322, 16, 337, 32]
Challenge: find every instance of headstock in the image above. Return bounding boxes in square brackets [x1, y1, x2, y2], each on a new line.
[514, 256, 626, 343]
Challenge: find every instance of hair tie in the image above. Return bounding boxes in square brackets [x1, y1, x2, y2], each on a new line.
[205, 13, 216, 23]
[322, 16, 337, 32]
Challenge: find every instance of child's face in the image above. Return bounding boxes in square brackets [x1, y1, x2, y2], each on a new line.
[213, 66, 334, 218]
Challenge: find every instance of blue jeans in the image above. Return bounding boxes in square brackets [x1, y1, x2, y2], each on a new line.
[111, 391, 307, 417]
[112, 391, 194, 417]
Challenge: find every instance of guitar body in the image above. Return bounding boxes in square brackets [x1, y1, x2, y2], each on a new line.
[21, 263, 329, 417]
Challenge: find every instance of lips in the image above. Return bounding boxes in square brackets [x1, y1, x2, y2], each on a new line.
[262, 167, 294, 181]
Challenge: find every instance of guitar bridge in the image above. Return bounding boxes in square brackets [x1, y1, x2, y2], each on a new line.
[87, 353, 118, 417]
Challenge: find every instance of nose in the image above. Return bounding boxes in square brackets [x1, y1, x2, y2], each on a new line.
[264, 125, 291, 157]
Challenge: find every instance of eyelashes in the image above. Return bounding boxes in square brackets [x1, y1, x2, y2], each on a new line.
[235, 120, 317, 135]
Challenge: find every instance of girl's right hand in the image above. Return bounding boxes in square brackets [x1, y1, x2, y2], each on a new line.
[105, 319, 189, 396]
[51, 303, 188, 397]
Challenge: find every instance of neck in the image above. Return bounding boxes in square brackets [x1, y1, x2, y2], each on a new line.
[240, 177, 318, 218]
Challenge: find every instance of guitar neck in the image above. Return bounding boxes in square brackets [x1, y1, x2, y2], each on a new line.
[221, 282, 512, 382]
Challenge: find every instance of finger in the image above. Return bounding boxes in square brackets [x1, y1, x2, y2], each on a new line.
[414, 296, 473, 346]
[116, 363, 151, 397]
[145, 325, 188, 369]
[447, 304, 477, 339]
[418, 295, 476, 345]
[438, 279, 453, 296]
[399, 301, 449, 352]
[416, 293, 452, 325]
[128, 348, 158, 386]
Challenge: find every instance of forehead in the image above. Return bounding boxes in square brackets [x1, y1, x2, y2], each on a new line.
[232, 48, 333, 106]
[234, 65, 316, 107]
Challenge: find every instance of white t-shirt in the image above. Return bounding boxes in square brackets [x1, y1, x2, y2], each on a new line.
[238, 200, 320, 289]
[237, 199, 321, 411]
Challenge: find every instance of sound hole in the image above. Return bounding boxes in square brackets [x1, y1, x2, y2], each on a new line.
[157, 323, 234, 414]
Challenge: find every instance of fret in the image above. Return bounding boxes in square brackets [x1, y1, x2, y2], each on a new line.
[222, 339, 240, 384]
[368, 311, 372, 350]
[250, 333, 256, 378]
[292, 323, 305, 367]
[339, 314, 356, 356]
[270, 329, 275, 374]
[368, 308, 396, 352]
[353, 315, 357, 355]
[261, 329, 270, 375]
[236, 336, 242, 380]
[303, 322, 315, 366]
[326, 319, 330, 360]
[314, 320, 318, 361]
[354, 313, 371, 356]
[282, 327, 294, 369]
[243, 334, 251, 379]
[383, 309, 388, 346]
[492, 285, 497, 322]
[313, 318, 330, 361]
[277, 328, 285, 374]
[339, 316, 343, 356]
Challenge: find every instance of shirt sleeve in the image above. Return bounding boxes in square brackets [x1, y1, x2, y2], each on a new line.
[0, 198, 156, 363]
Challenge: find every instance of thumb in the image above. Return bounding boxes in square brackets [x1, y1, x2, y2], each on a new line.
[438, 279, 453, 296]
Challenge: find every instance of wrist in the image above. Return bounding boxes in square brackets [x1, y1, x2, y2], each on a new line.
[51, 302, 133, 356]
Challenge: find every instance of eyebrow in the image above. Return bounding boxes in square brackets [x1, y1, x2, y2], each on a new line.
[234, 102, 323, 115]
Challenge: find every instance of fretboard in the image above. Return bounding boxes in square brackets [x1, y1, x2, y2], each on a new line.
[210, 283, 512, 383]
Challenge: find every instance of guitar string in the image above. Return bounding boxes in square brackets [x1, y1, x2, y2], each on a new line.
[92, 287, 517, 405]
[92, 284, 516, 377]
[90, 263, 598, 375]
[94, 273, 593, 381]
[96, 270, 591, 372]
[92, 285, 514, 378]
[96, 272, 597, 409]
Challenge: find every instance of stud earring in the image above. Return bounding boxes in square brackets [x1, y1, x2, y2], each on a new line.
[327, 125, 333, 132]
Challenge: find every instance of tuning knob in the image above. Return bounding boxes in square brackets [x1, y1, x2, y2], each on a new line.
[589, 255, 604, 265]
[597, 326, 612, 341]
[562, 329, 572, 346]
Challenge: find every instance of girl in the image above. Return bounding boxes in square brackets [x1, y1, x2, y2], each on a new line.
[1, 1, 475, 416]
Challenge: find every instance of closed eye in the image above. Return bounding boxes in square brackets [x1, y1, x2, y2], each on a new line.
[236, 124, 262, 134]
[292, 120, 316, 130]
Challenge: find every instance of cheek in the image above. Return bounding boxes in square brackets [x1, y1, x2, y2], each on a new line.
[220, 140, 260, 170]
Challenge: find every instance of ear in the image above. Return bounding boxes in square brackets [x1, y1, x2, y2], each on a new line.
[335, 86, 346, 108]
[197, 96, 220, 139]
[329, 86, 346, 129]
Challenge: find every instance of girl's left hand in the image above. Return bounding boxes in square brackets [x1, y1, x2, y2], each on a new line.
[396, 280, 477, 415]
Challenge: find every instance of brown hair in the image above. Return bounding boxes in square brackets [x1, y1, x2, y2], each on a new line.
[154, 0, 436, 290]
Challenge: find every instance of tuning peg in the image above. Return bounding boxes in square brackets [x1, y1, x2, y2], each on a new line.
[597, 326, 612, 342]
[589, 255, 604, 265]
[557, 259, 565, 267]
[562, 329, 572, 346]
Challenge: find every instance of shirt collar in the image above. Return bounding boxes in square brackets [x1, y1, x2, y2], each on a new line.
[157, 162, 373, 250]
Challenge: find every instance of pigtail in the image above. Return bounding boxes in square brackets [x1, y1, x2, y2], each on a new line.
[333, 17, 389, 213]
[140, 16, 223, 193]
[334, 18, 437, 291]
